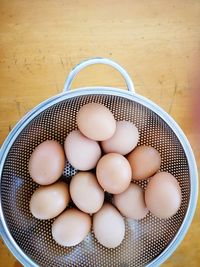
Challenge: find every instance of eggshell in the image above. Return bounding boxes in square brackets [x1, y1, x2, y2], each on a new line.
[64, 130, 101, 170]
[101, 121, 139, 155]
[29, 140, 65, 185]
[96, 153, 132, 194]
[70, 172, 104, 214]
[114, 183, 148, 219]
[77, 103, 116, 141]
[30, 182, 70, 220]
[145, 172, 182, 219]
[93, 203, 125, 248]
[52, 208, 91, 247]
[127, 146, 161, 180]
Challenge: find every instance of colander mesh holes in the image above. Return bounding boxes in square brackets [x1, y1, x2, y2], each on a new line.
[1, 94, 190, 267]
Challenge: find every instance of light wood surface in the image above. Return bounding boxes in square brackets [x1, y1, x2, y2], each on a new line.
[0, 1, 200, 266]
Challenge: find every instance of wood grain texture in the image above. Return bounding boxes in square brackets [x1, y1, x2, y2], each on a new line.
[0, 1, 200, 266]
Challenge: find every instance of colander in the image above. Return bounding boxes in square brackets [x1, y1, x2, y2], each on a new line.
[0, 58, 198, 267]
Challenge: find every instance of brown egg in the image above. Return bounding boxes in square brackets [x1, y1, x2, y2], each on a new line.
[29, 140, 65, 185]
[145, 172, 182, 219]
[64, 130, 101, 170]
[101, 121, 139, 155]
[70, 172, 104, 214]
[52, 208, 91, 247]
[96, 153, 132, 194]
[93, 203, 125, 248]
[114, 183, 148, 220]
[30, 182, 70, 220]
[127, 146, 161, 180]
[77, 103, 116, 141]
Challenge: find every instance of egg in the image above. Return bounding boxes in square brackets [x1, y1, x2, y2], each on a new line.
[93, 203, 125, 248]
[29, 140, 65, 185]
[52, 208, 91, 247]
[96, 153, 132, 194]
[77, 103, 116, 141]
[145, 172, 182, 219]
[127, 145, 161, 180]
[30, 182, 70, 220]
[64, 130, 101, 170]
[70, 172, 104, 214]
[113, 183, 148, 220]
[101, 121, 139, 155]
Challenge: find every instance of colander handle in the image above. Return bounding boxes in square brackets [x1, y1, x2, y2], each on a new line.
[63, 57, 135, 93]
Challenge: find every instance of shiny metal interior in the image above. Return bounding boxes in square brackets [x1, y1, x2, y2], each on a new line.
[1, 93, 190, 267]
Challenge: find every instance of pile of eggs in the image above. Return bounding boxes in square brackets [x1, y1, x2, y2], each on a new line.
[29, 103, 182, 249]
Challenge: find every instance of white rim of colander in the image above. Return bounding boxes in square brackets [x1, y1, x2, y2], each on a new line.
[0, 87, 198, 267]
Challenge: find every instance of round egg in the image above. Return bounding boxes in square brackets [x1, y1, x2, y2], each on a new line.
[127, 145, 161, 180]
[29, 140, 65, 185]
[113, 183, 148, 219]
[96, 153, 132, 194]
[101, 121, 139, 155]
[70, 172, 104, 214]
[77, 103, 116, 141]
[64, 130, 101, 170]
[93, 203, 125, 248]
[145, 172, 182, 219]
[52, 208, 91, 247]
[30, 182, 70, 220]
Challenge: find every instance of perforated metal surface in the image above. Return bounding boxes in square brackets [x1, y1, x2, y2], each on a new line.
[1, 93, 190, 267]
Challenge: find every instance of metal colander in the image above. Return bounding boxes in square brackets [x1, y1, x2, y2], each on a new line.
[0, 58, 198, 267]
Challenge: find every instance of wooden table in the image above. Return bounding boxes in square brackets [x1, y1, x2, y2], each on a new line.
[0, 1, 200, 266]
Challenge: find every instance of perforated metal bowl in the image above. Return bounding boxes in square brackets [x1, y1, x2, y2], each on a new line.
[0, 58, 198, 267]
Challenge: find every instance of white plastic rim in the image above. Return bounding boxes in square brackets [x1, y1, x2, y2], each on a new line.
[0, 58, 198, 267]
